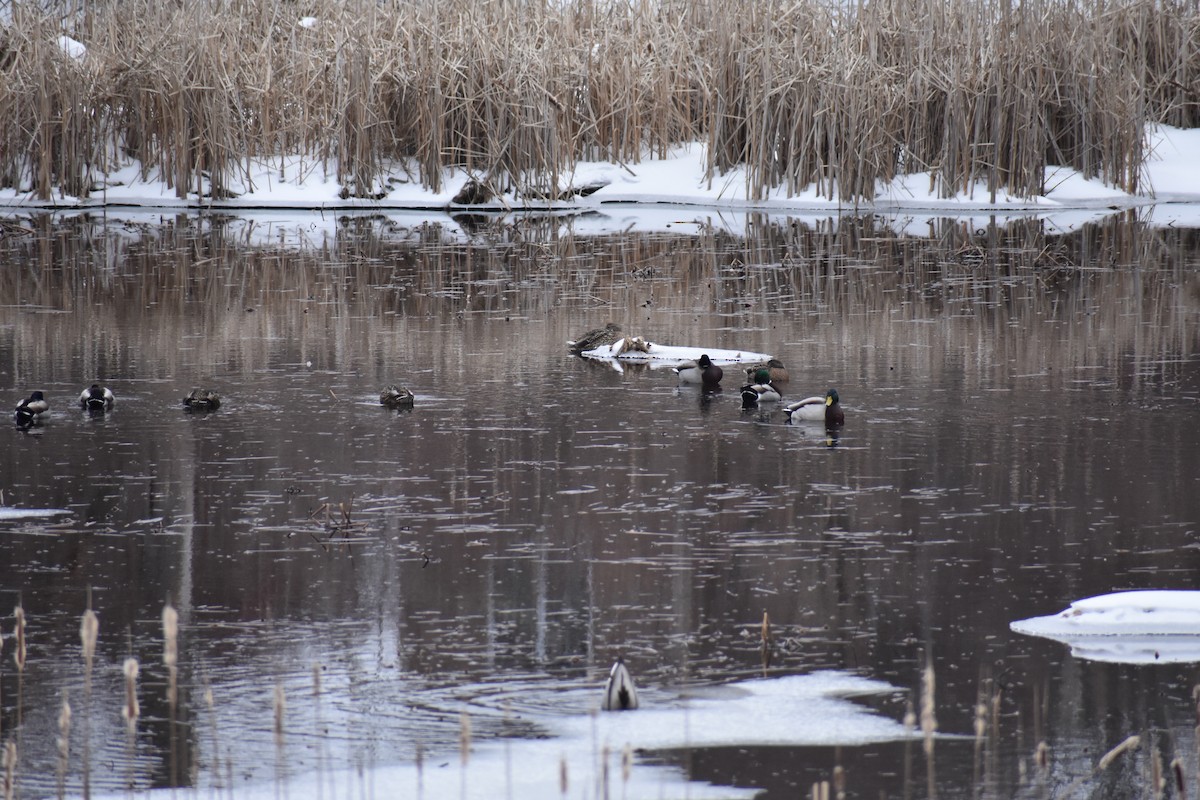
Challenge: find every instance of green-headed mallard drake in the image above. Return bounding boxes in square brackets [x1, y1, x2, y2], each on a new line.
[379, 385, 415, 409]
[744, 358, 789, 384]
[568, 322, 622, 355]
[602, 657, 639, 711]
[79, 384, 114, 412]
[182, 389, 221, 411]
[740, 368, 783, 407]
[674, 354, 723, 389]
[14, 391, 48, 427]
[783, 389, 844, 426]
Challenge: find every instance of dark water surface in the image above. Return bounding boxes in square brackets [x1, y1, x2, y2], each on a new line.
[1, 211, 1198, 798]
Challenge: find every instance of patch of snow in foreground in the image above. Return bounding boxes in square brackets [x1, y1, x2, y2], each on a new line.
[0, 507, 71, 520]
[1011, 591, 1200, 664]
[92, 672, 908, 800]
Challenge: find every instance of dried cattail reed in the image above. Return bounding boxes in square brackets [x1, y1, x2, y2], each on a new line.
[12, 607, 25, 673]
[56, 694, 71, 800]
[3, 740, 15, 800]
[122, 658, 140, 731]
[832, 764, 846, 800]
[273, 680, 286, 742]
[1097, 735, 1140, 771]
[80, 604, 98, 800]
[459, 711, 472, 767]
[1171, 757, 1185, 799]
[921, 663, 938, 799]
[559, 754, 568, 798]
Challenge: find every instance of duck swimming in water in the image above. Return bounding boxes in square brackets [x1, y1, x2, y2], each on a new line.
[783, 389, 844, 426]
[79, 384, 115, 412]
[602, 658, 639, 711]
[182, 389, 221, 411]
[379, 385, 415, 409]
[744, 358, 789, 384]
[740, 369, 783, 407]
[14, 391, 48, 427]
[675, 354, 723, 389]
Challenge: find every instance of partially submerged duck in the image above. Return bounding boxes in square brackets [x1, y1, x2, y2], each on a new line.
[602, 658, 639, 711]
[744, 358, 789, 384]
[379, 385, 415, 409]
[568, 322, 622, 355]
[14, 391, 48, 427]
[182, 389, 221, 411]
[675, 354, 723, 389]
[79, 384, 115, 412]
[740, 369, 783, 407]
[783, 389, 844, 426]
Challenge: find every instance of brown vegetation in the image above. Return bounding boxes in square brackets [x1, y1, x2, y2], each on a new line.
[0, 0, 1197, 203]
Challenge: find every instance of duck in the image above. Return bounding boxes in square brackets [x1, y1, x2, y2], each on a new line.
[675, 354, 723, 389]
[744, 358, 789, 384]
[79, 384, 115, 412]
[740, 369, 783, 407]
[783, 389, 844, 426]
[379, 385, 415, 409]
[568, 322, 622, 355]
[13, 391, 49, 427]
[182, 389, 221, 411]
[601, 658, 639, 711]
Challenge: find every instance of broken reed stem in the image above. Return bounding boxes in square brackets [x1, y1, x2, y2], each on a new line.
[459, 711, 472, 800]
[162, 602, 179, 787]
[14, 606, 25, 731]
[274, 679, 286, 800]
[56, 694, 71, 800]
[80, 605, 99, 800]
[3, 740, 15, 800]
[559, 754, 568, 799]
[921, 663, 937, 799]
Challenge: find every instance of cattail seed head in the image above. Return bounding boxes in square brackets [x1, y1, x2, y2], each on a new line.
[162, 603, 178, 669]
[80, 609, 99, 672]
[122, 658, 140, 728]
[459, 711, 472, 767]
[13, 607, 27, 673]
[273, 681, 285, 740]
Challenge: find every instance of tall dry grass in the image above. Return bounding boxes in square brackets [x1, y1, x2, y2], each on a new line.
[0, 0, 1196, 203]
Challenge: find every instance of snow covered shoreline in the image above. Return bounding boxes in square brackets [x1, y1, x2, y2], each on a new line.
[3, 126, 1199, 219]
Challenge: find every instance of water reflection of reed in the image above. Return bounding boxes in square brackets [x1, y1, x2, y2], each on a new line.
[0, 213, 1195, 391]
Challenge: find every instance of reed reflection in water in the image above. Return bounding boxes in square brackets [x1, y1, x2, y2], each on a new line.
[0, 210, 1197, 798]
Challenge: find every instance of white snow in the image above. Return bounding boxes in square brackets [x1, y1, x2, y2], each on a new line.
[4, 126, 1200, 226]
[0, 507, 72, 520]
[57, 35, 87, 61]
[1011, 591, 1200, 664]
[580, 341, 773, 364]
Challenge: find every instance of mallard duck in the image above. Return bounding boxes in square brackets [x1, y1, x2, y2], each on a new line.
[182, 389, 221, 411]
[740, 369, 783, 407]
[379, 385, 415, 409]
[744, 358, 789, 384]
[568, 322, 622, 354]
[783, 389, 844, 426]
[79, 384, 114, 412]
[14, 391, 48, 427]
[675, 354, 723, 388]
[602, 658, 639, 711]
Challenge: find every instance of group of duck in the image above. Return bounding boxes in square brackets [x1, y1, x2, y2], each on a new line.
[569, 323, 845, 427]
[13, 386, 221, 428]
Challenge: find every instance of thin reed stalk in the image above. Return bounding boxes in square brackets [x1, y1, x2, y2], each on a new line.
[56, 695, 71, 800]
[162, 602, 179, 786]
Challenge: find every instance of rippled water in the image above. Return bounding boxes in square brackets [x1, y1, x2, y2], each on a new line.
[1, 210, 1198, 798]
